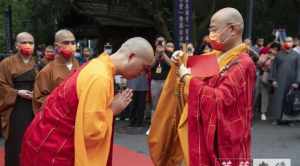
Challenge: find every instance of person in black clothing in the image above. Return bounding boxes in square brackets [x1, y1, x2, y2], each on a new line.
[127, 74, 149, 128]
[146, 37, 173, 135]
[151, 37, 173, 111]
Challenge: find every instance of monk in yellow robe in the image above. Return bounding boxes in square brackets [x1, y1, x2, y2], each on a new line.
[0, 32, 37, 166]
[32, 29, 79, 113]
[21, 37, 154, 166]
[149, 8, 256, 166]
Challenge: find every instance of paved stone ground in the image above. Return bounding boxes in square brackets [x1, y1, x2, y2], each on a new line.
[252, 120, 300, 165]
[114, 118, 300, 166]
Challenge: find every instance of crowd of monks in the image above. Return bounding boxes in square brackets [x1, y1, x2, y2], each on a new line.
[0, 30, 81, 166]
[0, 7, 256, 166]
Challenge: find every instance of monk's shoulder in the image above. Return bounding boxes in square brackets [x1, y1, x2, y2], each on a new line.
[79, 59, 112, 82]
[227, 53, 256, 83]
[0, 54, 17, 66]
[236, 53, 256, 70]
[238, 52, 254, 63]
[73, 57, 80, 67]
[37, 62, 55, 77]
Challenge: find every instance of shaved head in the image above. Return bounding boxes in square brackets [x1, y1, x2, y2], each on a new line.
[15, 32, 35, 57]
[55, 29, 75, 43]
[211, 7, 244, 33]
[117, 37, 154, 65]
[16, 32, 34, 44]
[111, 37, 154, 79]
[209, 7, 244, 51]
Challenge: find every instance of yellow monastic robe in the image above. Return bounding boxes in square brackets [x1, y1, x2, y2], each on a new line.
[75, 53, 115, 166]
[148, 53, 188, 166]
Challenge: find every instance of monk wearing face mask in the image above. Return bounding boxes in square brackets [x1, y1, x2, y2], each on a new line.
[44, 46, 55, 62]
[32, 29, 80, 113]
[37, 45, 55, 70]
[0, 32, 37, 166]
[269, 37, 300, 125]
[149, 8, 256, 166]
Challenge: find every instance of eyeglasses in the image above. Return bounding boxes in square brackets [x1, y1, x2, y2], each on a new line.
[60, 40, 76, 45]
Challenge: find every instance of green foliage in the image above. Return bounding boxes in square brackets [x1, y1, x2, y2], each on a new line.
[0, 0, 72, 51]
[1, 0, 300, 51]
[31, 0, 72, 44]
[0, 0, 33, 52]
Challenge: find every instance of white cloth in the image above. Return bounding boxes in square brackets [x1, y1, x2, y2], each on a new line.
[66, 63, 73, 71]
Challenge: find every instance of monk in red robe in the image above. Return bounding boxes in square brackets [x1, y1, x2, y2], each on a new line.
[175, 8, 256, 165]
[20, 37, 154, 166]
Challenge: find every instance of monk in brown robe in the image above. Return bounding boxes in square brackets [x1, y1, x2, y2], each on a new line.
[32, 29, 80, 113]
[0, 32, 37, 166]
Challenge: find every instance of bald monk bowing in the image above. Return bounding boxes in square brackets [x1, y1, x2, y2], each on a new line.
[21, 37, 154, 166]
[0, 32, 36, 166]
[32, 29, 79, 113]
[149, 7, 256, 166]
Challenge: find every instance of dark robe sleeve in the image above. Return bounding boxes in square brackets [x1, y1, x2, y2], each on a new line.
[295, 54, 300, 83]
[32, 66, 52, 113]
[0, 58, 17, 111]
[188, 60, 255, 166]
[269, 56, 278, 82]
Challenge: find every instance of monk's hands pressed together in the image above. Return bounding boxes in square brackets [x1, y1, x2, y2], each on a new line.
[111, 88, 133, 116]
[17, 90, 33, 100]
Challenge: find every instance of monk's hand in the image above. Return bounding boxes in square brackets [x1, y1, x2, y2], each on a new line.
[171, 50, 183, 66]
[111, 88, 133, 116]
[178, 64, 191, 82]
[17, 90, 33, 100]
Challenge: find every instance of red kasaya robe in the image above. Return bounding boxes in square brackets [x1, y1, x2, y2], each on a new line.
[188, 53, 256, 166]
[21, 53, 114, 166]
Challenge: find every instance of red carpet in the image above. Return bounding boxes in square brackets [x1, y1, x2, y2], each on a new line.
[0, 148, 3, 166]
[0, 144, 153, 166]
[113, 144, 153, 166]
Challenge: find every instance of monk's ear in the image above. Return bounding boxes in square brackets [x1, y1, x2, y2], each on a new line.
[128, 53, 136, 61]
[231, 24, 240, 36]
[54, 42, 59, 48]
[15, 41, 19, 50]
